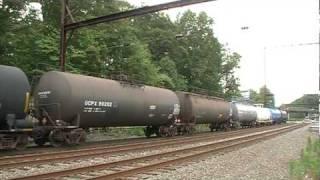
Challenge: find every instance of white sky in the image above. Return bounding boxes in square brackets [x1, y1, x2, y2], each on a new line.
[127, 0, 319, 106]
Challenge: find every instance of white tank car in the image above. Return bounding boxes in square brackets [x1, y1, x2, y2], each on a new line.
[255, 107, 272, 125]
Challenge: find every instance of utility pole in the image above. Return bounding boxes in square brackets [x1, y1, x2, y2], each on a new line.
[263, 47, 267, 108]
[59, 0, 67, 72]
[318, 2, 320, 137]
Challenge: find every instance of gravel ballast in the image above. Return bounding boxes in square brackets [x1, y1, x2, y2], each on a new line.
[0, 133, 253, 179]
[147, 125, 317, 180]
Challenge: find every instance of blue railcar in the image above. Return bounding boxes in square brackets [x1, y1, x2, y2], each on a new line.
[270, 109, 282, 124]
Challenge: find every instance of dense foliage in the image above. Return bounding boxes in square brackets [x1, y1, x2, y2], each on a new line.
[0, 0, 241, 99]
[290, 94, 319, 109]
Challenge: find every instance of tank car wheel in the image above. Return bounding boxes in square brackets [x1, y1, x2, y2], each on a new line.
[168, 126, 177, 137]
[158, 126, 168, 137]
[184, 125, 194, 135]
[250, 121, 256, 128]
[67, 128, 86, 145]
[209, 124, 214, 132]
[49, 129, 65, 147]
[34, 138, 46, 146]
[177, 126, 183, 135]
[16, 135, 28, 150]
[79, 130, 86, 143]
[222, 124, 231, 132]
[189, 126, 195, 135]
[155, 127, 161, 137]
[32, 127, 48, 146]
[144, 127, 152, 138]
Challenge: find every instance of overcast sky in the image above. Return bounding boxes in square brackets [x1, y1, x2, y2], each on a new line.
[127, 0, 319, 106]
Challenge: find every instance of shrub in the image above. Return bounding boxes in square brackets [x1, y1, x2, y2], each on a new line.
[290, 137, 320, 179]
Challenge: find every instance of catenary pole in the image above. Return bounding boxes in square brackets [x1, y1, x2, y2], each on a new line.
[59, 0, 217, 71]
[318, 2, 320, 137]
[59, 0, 67, 72]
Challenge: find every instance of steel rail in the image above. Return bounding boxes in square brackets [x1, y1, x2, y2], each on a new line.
[11, 124, 303, 180]
[0, 125, 286, 169]
[0, 125, 284, 163]
[0, 132, 212, 162]
[91, 125, 302, 180]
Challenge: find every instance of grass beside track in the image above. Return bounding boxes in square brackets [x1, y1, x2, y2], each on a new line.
[88, 124, 211, 138]
[289, 137, 320, 179]
[88, 127, 145, 137]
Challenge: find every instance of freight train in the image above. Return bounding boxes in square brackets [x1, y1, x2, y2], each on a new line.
[0, 65, 288, 149]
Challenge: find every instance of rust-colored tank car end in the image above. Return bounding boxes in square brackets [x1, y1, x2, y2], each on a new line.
[175, 91, 231, 132]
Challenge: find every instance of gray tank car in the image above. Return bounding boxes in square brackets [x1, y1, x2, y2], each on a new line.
[0, 65, 31, 149]
[33, 71, 180, 146]
[231, 103, 257, 127]
[175, 91, 232, 134]
[280, 110, 288, 123]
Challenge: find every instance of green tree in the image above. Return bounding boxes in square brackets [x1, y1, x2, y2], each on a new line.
[131, 13, 185, 89]
[247, 86, 275, 108]
[157, 56, 187, 90]
[0, 0, 29, 65]
[259, 86, 275, 108]
[174, 11, 223, 95]
[248, 89, 259, 102]
[0, 0, 51, 79]
[290, 94, 318, 109]
[37, 0, 162, 84]
[221, 51, 241, 100]
[0, 1, 242, 98]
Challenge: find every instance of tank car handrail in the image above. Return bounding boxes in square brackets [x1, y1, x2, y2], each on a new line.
[0, 128, 33, 132]
[176, 91, 225, 101]
[118, 80, 145, 88]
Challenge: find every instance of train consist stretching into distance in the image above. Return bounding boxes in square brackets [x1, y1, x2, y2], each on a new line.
[0, 65, 288, 150]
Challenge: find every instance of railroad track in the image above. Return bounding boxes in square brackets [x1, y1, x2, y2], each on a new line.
[0, 124, 289, 169]
[6, 124, 303, 180]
